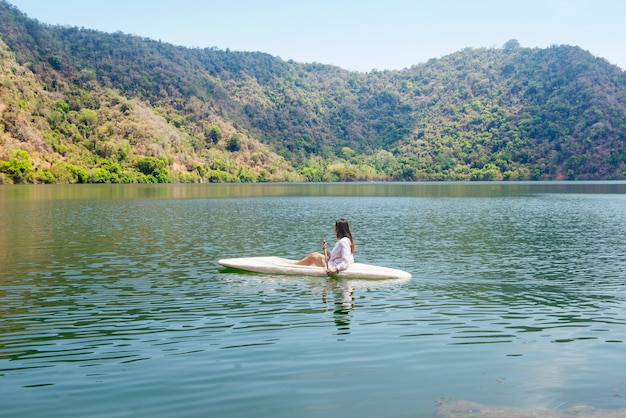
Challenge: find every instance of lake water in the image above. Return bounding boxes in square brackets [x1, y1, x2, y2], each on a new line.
[1, 182, 626, 418]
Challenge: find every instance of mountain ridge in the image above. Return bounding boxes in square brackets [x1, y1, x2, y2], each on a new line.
[1, 0, 625, 183]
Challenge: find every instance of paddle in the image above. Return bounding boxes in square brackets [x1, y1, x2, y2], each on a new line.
[322, 240, 329, 271]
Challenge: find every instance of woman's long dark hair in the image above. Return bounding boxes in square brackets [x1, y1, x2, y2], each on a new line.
[335, 219, 355, 254]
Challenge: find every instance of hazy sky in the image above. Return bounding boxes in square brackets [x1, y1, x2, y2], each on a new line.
[7, 0, 626, 72]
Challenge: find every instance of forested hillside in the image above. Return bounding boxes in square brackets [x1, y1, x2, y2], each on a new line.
[1, 1, 625, 183]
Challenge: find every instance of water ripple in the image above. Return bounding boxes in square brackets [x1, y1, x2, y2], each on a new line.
[2, 185, 626, 417]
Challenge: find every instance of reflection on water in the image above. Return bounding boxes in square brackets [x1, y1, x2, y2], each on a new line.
[437, 398, 626, 417]
[1, 183, 626, 418]
[2, 181, 626, 202]
[322, 280, 354, 336]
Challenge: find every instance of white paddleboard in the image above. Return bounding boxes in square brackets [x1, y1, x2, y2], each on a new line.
[218, 256, 411, 280]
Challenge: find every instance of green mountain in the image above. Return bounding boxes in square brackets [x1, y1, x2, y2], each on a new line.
[1, 1, 625, 183]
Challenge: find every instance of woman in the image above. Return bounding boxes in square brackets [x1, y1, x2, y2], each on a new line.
[297, 219, 355, 275]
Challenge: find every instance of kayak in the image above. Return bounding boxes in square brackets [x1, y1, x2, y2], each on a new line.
[218, 256, 411, 280]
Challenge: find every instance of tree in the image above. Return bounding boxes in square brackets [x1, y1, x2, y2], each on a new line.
[77, 108, 98, 138]
[206, 124, 222, 145]
[227, 133, 243, 152]
[0, 149, 34, 183]
[136, 156, 169, 183]
[503, 39, 520, 53]
[341, 146, 356, 160]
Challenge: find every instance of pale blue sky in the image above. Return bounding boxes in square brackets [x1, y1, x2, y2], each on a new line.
[7, 0, 626, 72]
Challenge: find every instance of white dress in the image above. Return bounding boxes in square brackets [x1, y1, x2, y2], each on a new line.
[327, 237, 354, 271]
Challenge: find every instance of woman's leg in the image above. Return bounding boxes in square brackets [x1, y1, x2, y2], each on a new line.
[296, 252, 326, 267]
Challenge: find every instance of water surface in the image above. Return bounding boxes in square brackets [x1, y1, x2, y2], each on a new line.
[1, 182, 626, 417]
